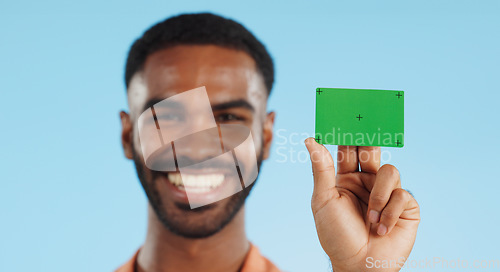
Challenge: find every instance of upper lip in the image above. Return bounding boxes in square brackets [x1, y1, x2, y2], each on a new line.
[163, 169, 231, 176]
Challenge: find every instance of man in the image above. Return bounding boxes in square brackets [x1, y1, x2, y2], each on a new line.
[117, 13, 420, 272]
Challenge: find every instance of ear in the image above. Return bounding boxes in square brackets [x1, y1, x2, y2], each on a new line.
[262, 111, 275, 160]
[120, 111, 134, 160]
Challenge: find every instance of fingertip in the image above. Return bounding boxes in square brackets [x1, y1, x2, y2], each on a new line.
[305, 137, 320, 152]
[379, 164, 400, 177]
[304, 137, 316, 146]
[377, 224, 387, 236]
[368, 210, 380, 224]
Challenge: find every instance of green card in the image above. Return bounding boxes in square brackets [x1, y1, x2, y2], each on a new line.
[315, 88, 404, 147]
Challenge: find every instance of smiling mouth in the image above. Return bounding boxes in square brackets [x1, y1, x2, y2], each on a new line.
[167, 172, 226, 193]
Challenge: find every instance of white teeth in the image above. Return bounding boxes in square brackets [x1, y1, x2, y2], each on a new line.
[167, 173, 224, 191]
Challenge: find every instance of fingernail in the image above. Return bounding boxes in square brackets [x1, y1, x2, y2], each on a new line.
[368, 210, 380, 223]
[377, 224, 387, 236]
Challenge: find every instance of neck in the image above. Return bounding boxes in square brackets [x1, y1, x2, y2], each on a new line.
[137, 204, 249, 272]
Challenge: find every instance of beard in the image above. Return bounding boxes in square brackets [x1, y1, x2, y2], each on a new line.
[131, 140, 264, 239]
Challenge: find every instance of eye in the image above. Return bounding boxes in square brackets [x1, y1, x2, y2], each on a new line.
[215, 113, 245, 123]
[156, 112, 184, 122]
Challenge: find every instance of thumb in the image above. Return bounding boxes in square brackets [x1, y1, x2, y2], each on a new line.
[304, 138, 339, 199]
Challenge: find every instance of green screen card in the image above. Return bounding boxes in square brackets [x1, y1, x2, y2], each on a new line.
[315, 88, 404, 147]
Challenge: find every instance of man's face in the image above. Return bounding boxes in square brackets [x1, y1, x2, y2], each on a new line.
[120, 45, 274, 238]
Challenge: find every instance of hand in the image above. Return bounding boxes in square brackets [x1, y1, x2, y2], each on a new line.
[305, 138, 420, 272]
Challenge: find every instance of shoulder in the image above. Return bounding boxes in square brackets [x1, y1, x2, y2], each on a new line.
[241, 243, 281, 272]
[114, 249, 139, 272]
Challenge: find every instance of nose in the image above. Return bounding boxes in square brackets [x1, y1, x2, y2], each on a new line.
[173, 127, 225, 168]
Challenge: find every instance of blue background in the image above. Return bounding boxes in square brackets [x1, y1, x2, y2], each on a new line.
[1, 0, 499, 271]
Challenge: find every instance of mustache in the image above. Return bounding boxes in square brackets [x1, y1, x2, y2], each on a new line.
[150, 153, 252, 185]
[146, 144, 238, 170]
[147, 148, 247, 175]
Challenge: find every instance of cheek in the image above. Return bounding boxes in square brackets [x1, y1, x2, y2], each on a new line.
[245, 122, 262, 154]
[249, 122, 264, 154]
[132, 126, 147, 161]
[232, 128, 261, 184]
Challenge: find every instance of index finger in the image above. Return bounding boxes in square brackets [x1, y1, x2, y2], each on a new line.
[358, 146, 380, 174]
[337, 145, 358, 174]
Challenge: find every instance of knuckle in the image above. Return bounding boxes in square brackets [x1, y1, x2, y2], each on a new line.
[381, 210, 397, 221]
[380, 164, 400, 179]
[393, 188, 408, 199]
[370, 194, 387, 206]
[314, 164, 335, 174]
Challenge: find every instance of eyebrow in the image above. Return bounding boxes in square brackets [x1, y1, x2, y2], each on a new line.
[141, 97, 254, 114]
[141, 98, 183, 113]
[211, 99, 254, 113]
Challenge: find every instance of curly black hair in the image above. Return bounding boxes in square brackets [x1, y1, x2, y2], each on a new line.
[125, 13, 274, 95]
